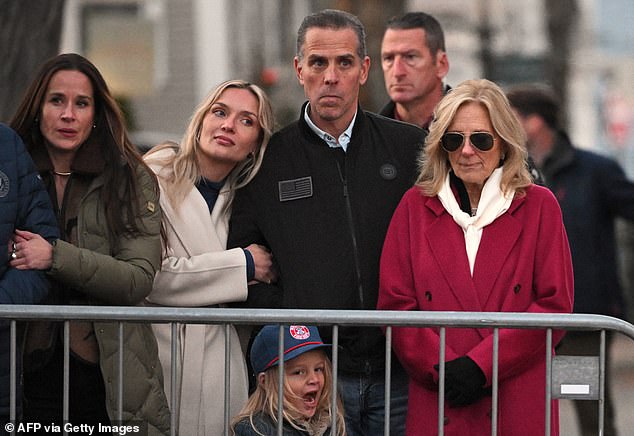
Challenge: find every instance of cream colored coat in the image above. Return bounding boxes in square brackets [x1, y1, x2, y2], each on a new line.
[145, 149, 249, 435]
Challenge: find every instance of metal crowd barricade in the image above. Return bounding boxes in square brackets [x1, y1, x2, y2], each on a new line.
[2, 305, 634, 436]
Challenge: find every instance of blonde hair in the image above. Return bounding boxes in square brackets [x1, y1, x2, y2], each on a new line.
[416, 78, 532, 196]
[144, 79, 274, 211]
[231, 353, 346, 436]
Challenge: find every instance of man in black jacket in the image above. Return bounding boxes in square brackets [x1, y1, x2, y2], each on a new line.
[228, 9, 424, 435]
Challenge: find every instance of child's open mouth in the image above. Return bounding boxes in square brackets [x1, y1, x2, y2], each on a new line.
[303, 391, 319, 407]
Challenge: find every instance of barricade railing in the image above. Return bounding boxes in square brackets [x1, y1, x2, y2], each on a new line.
[2, 305, 634, 436]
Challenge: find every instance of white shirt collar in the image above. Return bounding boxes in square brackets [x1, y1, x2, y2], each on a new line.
[304, 103, 356, 152]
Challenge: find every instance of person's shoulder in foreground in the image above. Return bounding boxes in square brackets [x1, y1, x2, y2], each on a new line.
[233, 413, 315, 436]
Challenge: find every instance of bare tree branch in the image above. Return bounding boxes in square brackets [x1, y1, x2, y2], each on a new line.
[545, 0, 579, 128]
[0, 0, 66, 122]
[333, 0, 406, 111]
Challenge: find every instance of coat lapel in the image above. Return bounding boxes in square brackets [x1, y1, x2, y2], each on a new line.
[473, 196, 524, 308]
[425, 195, 525, 311]
[425, 199, 482, 312]
[160, 183, 228, 256]
[210, 189, 230, 247]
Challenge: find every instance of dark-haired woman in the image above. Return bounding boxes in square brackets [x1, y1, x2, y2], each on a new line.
[10, 53, 169, 434]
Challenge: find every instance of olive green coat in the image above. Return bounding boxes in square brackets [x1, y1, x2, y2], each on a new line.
[45, 160, 170, 434]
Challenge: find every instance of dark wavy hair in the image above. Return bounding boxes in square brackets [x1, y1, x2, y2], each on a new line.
[10, 53, 157, 239]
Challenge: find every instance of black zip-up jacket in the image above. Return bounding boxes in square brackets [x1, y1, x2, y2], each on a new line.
[228, 103, 425, 373]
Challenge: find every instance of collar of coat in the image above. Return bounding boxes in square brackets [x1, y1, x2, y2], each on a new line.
[379, 83, 452, 130]
[297, 101, 367, 146]
[30, 135, 105, 176]
[424, 185, 529, 316]
[541, 131, 576, 181]
[425, 181, 527, 218]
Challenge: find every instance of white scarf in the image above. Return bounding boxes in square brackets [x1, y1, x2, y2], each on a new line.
[437, 168, 514, 275]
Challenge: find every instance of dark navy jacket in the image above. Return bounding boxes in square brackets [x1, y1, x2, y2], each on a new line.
[233, 413, 327, 435]
[543, 132, 634, 316]
[0, 124, 58, 419]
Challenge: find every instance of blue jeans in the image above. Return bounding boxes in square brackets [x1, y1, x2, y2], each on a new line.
[337, 362, 409, 436]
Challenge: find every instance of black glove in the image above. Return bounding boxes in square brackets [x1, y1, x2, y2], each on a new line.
[434, 356, 486, 407]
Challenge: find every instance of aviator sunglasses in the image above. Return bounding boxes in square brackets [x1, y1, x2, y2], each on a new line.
[441, 132, 495, 152]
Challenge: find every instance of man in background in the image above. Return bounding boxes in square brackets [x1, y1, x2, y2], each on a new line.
[508, 84, 634, 436]
[379, 11, 542, 193]
[379, 11, 449, 130]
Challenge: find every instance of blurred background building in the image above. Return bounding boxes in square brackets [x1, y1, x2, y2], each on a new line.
[1, 0, 633, 312]
[2, 0, 632, 168]
[50, 0, 633, 170]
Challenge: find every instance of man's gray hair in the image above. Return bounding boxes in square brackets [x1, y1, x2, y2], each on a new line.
[296, 9, 367, 62]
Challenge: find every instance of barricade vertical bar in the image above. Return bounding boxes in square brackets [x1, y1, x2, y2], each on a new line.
[331, 325, 339, 436]
[170, 323, 178, 436]
[384, 326, 392, 436]
[491, 328, 499, 435]
[277, 325, 284, 436]
[545, 328, 552, 436]
[4, 305, 634, 435]
[224, 323, 231, 436]
[438, 327, 446, 436]
[63, 321, 70, 435]
[599, 329, 606, 435]
[118, 322, 124, 422]
[10, 320, 16, 425]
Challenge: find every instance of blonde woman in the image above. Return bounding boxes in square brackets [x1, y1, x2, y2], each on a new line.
[231, 325, 346, 436]
[378, 79, 573, 435]
[144, 80, 277, 435]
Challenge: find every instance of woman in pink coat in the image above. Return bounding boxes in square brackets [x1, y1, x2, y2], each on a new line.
[377, 79, 573, 435]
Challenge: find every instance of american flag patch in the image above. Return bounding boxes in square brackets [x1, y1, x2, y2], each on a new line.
[278, 176, 313, 202]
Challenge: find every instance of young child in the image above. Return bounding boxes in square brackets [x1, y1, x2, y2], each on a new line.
[231, 325, 346, 435]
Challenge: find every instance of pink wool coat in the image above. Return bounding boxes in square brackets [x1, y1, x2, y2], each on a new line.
[377, 184, 574, 436]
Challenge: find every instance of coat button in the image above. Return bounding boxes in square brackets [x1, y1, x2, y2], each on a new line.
[513, 284, 521, 294]
[425, 291, 432, 301]
[444, 416, 449, 425]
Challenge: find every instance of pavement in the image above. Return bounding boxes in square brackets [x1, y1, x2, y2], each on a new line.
[559, 333, 634, 435]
